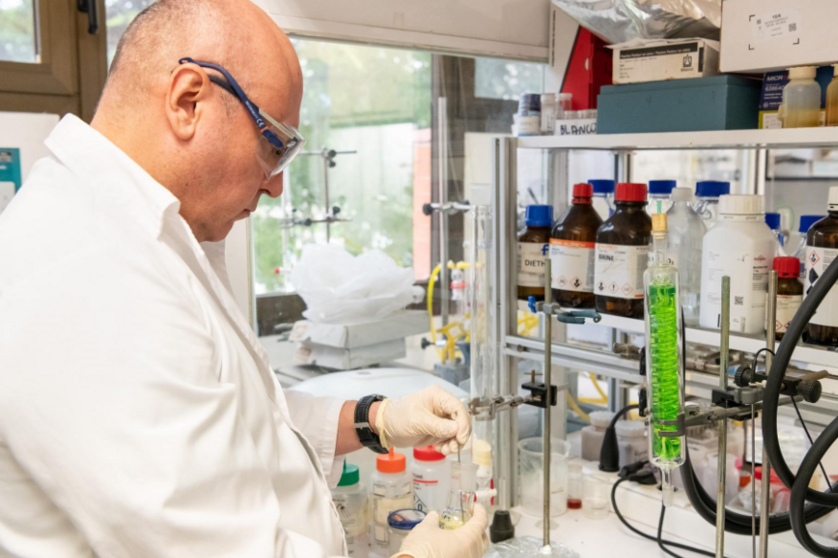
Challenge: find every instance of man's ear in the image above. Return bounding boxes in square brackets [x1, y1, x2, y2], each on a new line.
[164, 64, 210, 141]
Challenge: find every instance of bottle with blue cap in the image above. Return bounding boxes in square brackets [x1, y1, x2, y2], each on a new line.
[765, 212, 787, 256]
[589, 179, 616, 220]
[693, 180, 731, 228]
[646, 180, 676, 216]
[666, 187, 706, 326]
[518, 204, 554, 302]
[793, 214, 825, 276]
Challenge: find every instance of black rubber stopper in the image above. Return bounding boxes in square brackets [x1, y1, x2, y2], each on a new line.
[489, 510, 515, 543]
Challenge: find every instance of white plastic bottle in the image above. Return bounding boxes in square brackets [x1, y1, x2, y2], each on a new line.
[666, 187, 707, 326]
[693, 180, 730, 228]
[370, 450, 413, 558]
[646, 180, 676, 216]
[589, 179, 615, 220]
[780, 66, 822, 129]
[411, 446, 449, 513]
[581, 411, 614, 462]
[699, 195, 776, 334]
[616, 420, 648, 469]
[332, 462, 370, 558]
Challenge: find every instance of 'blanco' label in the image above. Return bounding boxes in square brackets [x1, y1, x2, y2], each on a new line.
[805, 246, 838, 328]
[550, 238, 596, 292]
[594, 244, 648, 300]
[518, 241, 549, 287]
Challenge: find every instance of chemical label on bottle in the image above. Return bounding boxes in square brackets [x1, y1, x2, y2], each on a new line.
[773, 294, 803, 334]
[702, 248, 769, 333]
[413, 476, 439, 513]
[345, 531, 368, 557]
[372, 483, 413, 525]
[594, 243, 649, 299]
[549, 239, 596, 292]
[805, 246, 838, 327]
[518, 241, 549, 287]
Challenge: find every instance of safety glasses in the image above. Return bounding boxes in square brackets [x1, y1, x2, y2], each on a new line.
[178, 57, 305, 179]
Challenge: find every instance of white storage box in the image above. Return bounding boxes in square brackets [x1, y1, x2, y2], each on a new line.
[720, 0, 838, 73]
[289, 310, 426, 349]
[293, 339, 407, 369]
[611, 38, 720, 85]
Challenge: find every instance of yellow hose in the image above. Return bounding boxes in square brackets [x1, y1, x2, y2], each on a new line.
[566, 392, 591, 422]
[591, 374, 608, 401]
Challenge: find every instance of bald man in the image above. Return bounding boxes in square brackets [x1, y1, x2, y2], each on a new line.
[0, 1, 489, 557]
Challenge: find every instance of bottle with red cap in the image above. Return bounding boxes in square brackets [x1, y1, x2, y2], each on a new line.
[550, 183, 603, 309]
[410, 445, 449, 513]
[772, 257, 803, 340]
[594, 183, 652, 318]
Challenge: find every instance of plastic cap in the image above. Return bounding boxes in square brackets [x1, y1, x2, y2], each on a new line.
[615, 183, 647, 203]
[719, 194, 764, 216]
[490, 510, 515, 543]
[589, 179, 616, 194]
[695, 180, 731, 198]
[413, 445, 445, 462]
[518, 93, 541, 114]
[615, 420, 647, 439]
[388, 509, 426, 530]
[789, 66, 817, 80]
[765, 212, 781, 230]
[525, 205, 554, 227]
[829, 187, 838, 210]
[377, 448, 406, 473]
[472, 439, 492, 467]
[670, 187, 693, 203]
[774, 256, 801, 278]
[648, 180, 677, 195]
[540, 93, 556, 105]
[652, 213, 668, 232]
[590, 410, 615, 428]
[572, 183, 594, 199]
[800, 215, 825, 232]
[338, 461, 360, 486]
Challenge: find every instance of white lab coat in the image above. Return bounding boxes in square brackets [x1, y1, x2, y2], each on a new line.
[0, 115, 348, 557]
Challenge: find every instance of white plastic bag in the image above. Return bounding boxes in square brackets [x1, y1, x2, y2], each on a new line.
[289, 244, 424, 324]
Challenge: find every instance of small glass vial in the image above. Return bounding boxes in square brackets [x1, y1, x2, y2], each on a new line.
[772, 257, 803, 340]
[518, 205, 554, 302]
[780, 66, 821, 129]
[387, 509, 426, 556]
[568, 461, 583, 510]
[557, 92, 573, 118]
[828, 64, 838, 126]
[540, 93, 557, 135]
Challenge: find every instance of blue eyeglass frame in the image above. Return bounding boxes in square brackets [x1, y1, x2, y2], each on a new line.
[178, 57, 286, 150]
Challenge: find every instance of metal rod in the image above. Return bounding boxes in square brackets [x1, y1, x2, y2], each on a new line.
[437, 97, 450, 333]
[751, 405, 757, 558]
[715, 275, 731, 558]
[760, 270, 778, 558]
[542, 257, 553, 548]
[322, 151, 331, 242]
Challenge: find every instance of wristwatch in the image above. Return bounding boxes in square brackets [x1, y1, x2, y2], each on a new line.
[355, 394, 388, 454]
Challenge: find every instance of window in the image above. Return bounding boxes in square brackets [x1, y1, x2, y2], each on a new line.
[0, 0, 38, 63]
[105, 0, 155, 64]
[252, 39, 432, 294]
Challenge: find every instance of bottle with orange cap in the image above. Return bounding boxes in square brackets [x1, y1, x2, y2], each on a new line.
[550, 182, 603, 309]
[594, 183, 652, 318]
[369, 449, 413, 558]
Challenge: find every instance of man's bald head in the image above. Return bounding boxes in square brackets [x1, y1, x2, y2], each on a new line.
[92, 0, 303, 242]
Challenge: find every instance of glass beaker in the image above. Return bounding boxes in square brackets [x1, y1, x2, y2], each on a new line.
[583, 462, 609, 519]
[439, 461, 477, 530]
[517, 438, 571, 518]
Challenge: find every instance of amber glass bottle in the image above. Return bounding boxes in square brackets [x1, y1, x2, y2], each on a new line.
[594, 183, 652, 318]
[517, 205, 553, 302]
[773, 257, 803, 341]
[550, 183, 603, 308]
[805, 189, 838, 346]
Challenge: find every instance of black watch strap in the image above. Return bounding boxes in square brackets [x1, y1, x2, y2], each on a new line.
[355, 394, 388, 454]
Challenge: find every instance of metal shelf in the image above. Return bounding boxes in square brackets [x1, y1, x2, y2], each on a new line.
[516, 127, 838, 152]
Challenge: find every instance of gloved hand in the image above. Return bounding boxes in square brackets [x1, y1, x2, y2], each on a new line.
[375, 385, 470, 455]
[395, 504, 489, 558]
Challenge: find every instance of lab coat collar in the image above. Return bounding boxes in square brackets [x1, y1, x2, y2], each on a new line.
[45, 114, 181, 240]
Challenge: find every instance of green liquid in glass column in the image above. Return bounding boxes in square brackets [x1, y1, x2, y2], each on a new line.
[648, 280, 681, 460]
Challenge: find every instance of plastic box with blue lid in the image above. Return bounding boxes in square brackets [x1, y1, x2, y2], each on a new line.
[596, 75, 762, 134]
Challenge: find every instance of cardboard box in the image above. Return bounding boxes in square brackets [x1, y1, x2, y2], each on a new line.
[721, 0, 838, 73]
[611, 39, 719, 85]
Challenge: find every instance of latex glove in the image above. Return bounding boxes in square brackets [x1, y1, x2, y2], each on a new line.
[395, 504, 489, 558]
[375, 385, 470, 455]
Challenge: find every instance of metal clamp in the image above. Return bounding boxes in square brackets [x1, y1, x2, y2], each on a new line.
[527, 297, 602, 325]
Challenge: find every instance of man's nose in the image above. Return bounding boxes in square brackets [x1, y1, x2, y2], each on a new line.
[263, 173, 284, 198]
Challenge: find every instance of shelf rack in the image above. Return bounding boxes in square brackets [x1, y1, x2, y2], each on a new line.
[487, 129, 838, 510]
